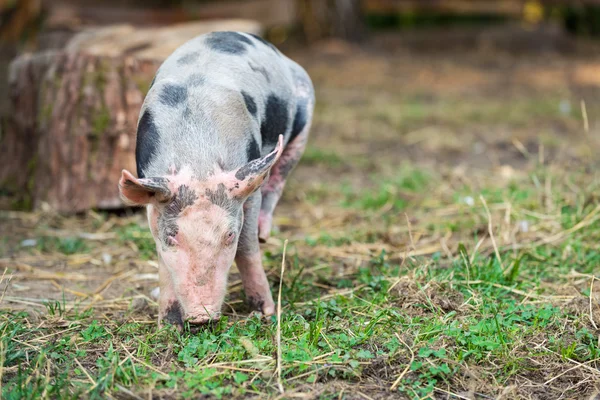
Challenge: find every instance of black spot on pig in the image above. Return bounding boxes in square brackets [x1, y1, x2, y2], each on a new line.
[235, 150, 277, 181]
[163, 223, 178, 246]
[182, 106, 193, 121]
[139, 177, 171, 197]
[247, 33, 269, 47]
[159, 84, 187, 107]
[177, 51, 200, 65]
[205, 183, 228, 206]
[136, 109, 159, 178]
[206, 32, 252, 55]
[246, 136, 261, 161]
[163, 301, 184, 328]
[241, 91, 257, 117]
[159, 185, 198, 246]
[261, 95, 289, 146]
[248, 62, 270, 82]
[187, 73, 205, 87]
[165, 185, 197, 218]
[248, 33, 280, 55]
[289, 99, 308, 142]
[205, 183, 237, 215]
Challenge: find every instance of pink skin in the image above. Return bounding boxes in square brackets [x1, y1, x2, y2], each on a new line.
[119, 136, 284, 327]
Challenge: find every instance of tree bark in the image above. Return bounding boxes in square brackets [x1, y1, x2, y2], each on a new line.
[0, 20, 262, 213]
[1, 51, 158, 212]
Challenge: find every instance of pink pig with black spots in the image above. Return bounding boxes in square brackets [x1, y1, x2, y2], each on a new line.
[118, 32, 314, 328]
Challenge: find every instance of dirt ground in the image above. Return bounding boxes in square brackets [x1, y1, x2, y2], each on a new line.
[2, 25, 600, 399]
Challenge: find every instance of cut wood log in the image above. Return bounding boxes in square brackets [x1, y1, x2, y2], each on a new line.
[0, 20, 262, 213]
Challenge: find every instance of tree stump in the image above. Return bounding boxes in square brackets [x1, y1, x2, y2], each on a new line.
[0, 20, 262, 213]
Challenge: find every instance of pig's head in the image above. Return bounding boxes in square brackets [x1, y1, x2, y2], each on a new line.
[119, 136, 283, 327]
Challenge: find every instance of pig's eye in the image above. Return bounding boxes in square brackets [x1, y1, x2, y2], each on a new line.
[154, 193, 171, 205]
[225, 231, 236, 246]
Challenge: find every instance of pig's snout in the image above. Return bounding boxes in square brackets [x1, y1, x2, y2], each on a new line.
[160, 299, 222, 330]
[186, 310, 222, 325]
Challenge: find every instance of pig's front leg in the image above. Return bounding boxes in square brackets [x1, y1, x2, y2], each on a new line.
[259, 128, 310, 242]
[157, 255, 185, 329]
[236, 191, 275, 316]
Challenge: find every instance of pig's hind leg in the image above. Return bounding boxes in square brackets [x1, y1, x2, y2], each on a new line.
[235, 191, 276, 316]
[258, 93, 314, 242]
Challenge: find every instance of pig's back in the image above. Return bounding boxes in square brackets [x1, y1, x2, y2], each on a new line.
[157, 32, 295, 101]
[136, 31, 307, 179]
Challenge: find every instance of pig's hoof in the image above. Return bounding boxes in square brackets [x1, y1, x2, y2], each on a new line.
[258, 228, 270, 243]
[247, 296, 275, 317]
[262, 302, 275, 316]
[258, 212, 272, 243]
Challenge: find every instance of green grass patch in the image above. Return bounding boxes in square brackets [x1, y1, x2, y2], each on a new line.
[342, 166, 430, 210]
[2, 235, 598, 398]
[27, 236, 90, 255]
[302, 147, 345, 168]
[115, 222, 156, 260]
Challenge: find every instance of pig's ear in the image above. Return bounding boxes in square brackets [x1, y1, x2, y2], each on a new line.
[119, 170, 172, 205]
[229, 135, 284, 199]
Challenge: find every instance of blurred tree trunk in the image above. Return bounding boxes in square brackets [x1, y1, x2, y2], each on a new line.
[1, 51, 158, 212]
[298, 0, 366, 42]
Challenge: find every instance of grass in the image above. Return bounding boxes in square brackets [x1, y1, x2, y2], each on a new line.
[301, 147, 346, 168]
[2, 159, 600, 399]
[3, 38, 600, 399]
[317, 92, 578, 134]
[341, 165, 430, 211]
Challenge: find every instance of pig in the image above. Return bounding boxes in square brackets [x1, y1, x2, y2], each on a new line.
[118, 31, 314, 329]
